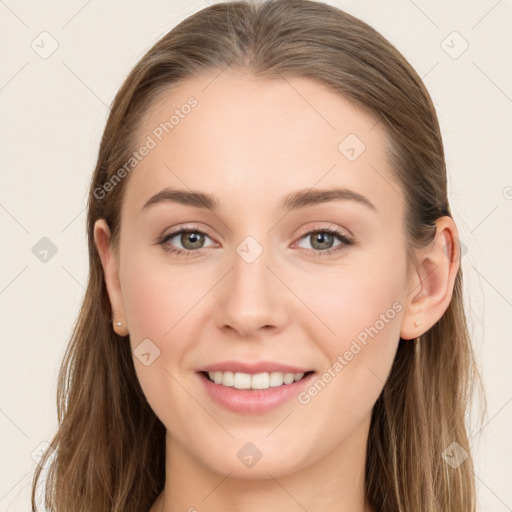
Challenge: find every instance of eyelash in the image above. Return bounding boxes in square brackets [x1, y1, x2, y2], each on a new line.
[156, 224, 354, 258]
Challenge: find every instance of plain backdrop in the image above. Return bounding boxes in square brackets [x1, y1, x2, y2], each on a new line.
[0, 0, 511, 510]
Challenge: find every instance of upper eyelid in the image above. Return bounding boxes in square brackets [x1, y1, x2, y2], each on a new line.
[163, 224, 216, 241]
[294, 224, 351, 239]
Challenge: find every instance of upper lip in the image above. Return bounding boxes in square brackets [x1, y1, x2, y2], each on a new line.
[197, 360, 314, 375]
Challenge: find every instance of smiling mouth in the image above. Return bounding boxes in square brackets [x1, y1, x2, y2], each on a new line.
[199, 370, 315, 391]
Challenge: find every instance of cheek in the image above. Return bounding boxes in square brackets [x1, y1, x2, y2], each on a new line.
[120, 253, 209, 427]
[121, 249, 202, 343]
[292, 244, 406, 345]
[293, 243, 407, 408]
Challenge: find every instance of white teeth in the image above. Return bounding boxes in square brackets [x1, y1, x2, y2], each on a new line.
[233, 372, 251, 389]
[269, 372, 284, 387]
[283, 373, 295, 385]
[206, 371, 306, 390]
[251, 372, 270, 389]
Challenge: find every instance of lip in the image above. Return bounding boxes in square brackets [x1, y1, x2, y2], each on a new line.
[196, 370, 316, 414]
[197, 360, 313, 374]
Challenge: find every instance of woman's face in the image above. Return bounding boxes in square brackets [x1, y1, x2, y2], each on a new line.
[97, 71, 416, 479]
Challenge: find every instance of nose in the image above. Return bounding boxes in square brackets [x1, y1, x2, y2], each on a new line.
[213, 243, 290, 339]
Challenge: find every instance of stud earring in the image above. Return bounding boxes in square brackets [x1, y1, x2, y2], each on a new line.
[112, 318, 129, 337]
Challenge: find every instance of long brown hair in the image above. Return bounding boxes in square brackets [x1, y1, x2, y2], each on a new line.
[31, 1, 485, 510]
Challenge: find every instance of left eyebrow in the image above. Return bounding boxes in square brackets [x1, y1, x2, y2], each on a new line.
[282, 187, 377, 212]
[140, 186, 376, 213]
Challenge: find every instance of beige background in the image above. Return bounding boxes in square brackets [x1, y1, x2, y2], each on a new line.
[0, 0, 511, 510]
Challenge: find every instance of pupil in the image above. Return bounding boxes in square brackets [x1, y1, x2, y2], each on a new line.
[312, 232, 333, 250]
[182, 231, 204, 249]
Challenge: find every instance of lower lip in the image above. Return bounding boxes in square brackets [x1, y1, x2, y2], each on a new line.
[197, 371, 316, 414]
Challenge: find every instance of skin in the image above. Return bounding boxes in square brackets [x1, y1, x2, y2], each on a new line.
[94, 70, 460, 512]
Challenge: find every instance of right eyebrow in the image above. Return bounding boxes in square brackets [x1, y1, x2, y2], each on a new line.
[141, 188, 218, 212]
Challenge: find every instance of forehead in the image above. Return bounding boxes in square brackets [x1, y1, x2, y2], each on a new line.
[123, 70, 402, 221]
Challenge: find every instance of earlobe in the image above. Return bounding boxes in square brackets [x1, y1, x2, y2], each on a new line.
[400, 216, 460, 340]
[93, 219, 129, 336]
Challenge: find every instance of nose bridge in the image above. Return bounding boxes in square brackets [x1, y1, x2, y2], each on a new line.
[214, 231, 289, 336]
[233, 231, 277, 305]
[233, 234, 272, 293]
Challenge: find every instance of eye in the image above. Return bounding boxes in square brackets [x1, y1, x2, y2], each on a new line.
[157, 225, 217, 256]
[294, 226, 354, 257]
[156, 224, 354, 257]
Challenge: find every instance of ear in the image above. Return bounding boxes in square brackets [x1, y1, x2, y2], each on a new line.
[94, 219, 129, 336]
[400, 216, 460, 340]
